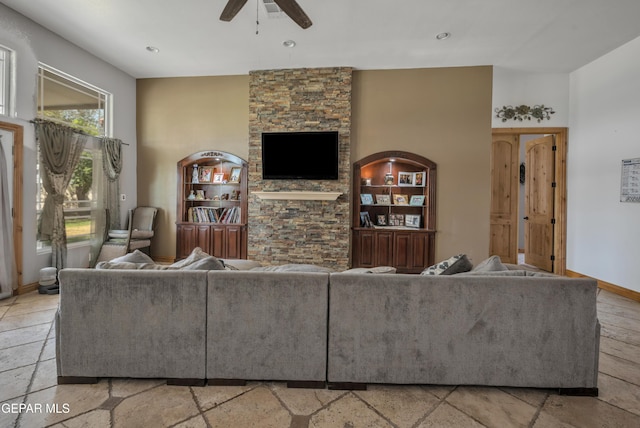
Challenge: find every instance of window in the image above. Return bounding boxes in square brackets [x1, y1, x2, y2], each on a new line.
[0, 44, 15, 116]
[36, 64, 112, 249]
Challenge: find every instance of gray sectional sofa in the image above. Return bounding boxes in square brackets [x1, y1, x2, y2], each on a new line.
[56, 255, 600, 395]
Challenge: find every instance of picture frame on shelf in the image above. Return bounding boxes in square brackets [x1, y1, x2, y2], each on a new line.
[414, 171, 426, 187]
[229, 167, 241, 183]
[405, 214, 421, 228]
[360, 193, 374, 205]
[199, 166, 214, 183]
[384, 173, 394, 185]
[389, 214, 404, 226]
[360, 212, 374, 228]
[409, 195, 425, 206]
[377, 214, 387, 226]
[393, 194, 409, 205]
[213, 172, 225, 183]
[398, 171, 414, 186]
[375, 194, 391, 205]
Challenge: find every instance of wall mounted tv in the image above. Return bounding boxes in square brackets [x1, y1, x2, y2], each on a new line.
[262, 131, 339, 180]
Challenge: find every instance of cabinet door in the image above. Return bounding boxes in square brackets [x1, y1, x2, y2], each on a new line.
[225, 226, 244, 259]
[394, 232, 411, 271]
[176, 224, 197, 260]
[409, 232, 431, 272]
[210, 227, 226, 258]
[195, 225, 211, 254]
[375, 231, 394, 266]
[355, 230, 376, 267]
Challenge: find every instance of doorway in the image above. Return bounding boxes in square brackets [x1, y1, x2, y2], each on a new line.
[490, 128, 567, 275]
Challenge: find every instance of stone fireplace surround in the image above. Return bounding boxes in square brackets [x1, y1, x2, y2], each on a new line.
[248, 67, 352, 270]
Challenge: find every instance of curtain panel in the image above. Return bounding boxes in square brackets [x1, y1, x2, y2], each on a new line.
[36, 120, 87, 271]
[102, 137, 123, 230]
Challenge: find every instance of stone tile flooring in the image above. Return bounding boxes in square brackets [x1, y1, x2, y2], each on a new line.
[1, 289, 639, 427]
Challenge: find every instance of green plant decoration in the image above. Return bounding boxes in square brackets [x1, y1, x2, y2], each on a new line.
[495, 105, 555, 122]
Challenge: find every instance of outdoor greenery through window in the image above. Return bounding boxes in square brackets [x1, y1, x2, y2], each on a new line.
[0, 44, 14, 116]
[36, 64, 112, 248]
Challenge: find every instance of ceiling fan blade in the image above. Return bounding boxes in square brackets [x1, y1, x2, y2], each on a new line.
[273, 0, 313, 29]
[220, 0, 249, 22]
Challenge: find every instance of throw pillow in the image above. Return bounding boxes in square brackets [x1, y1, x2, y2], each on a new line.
[250, 264, 334, 273]
[472, 255, 508, 272]
[170, 247, 211, 269]
[95, 261, 139, 270]
[420, 254, 473, 275]
[342, 266, 397, 274]
[109, 249, 154, 265]
[179, 256, 225, 271]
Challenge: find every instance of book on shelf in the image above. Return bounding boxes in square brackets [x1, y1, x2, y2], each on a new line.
[187, 206, 241, 223]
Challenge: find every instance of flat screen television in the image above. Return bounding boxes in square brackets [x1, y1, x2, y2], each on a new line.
[261, 131, 339, 180]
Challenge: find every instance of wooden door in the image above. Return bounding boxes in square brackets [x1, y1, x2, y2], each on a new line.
[524, 135, 555, 272]
[489, 134, 519, 264]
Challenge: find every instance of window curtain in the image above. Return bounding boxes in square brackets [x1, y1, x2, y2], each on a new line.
[36, 120, 87, 271]
[0, 139, 17, 298]
[102, 137, 123, 230]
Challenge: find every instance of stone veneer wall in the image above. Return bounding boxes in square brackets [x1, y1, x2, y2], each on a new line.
[248, 67, 352, 269]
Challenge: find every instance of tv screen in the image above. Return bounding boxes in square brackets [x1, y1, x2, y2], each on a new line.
[262, 131, 339, 180]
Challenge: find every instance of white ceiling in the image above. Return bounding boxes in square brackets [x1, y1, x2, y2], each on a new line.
[2, 0, 640, 79]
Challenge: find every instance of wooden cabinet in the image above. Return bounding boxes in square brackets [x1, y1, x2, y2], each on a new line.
[352, 151, 436, 273]
[176, 151, 248, 260]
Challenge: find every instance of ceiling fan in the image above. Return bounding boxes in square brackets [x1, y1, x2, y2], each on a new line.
[220, 0, 313, 29]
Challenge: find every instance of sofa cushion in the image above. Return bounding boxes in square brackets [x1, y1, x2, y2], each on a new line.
[420, 254, 472, 275]
[110, 249, 154, 264]
[472, 255, 508, 272]
[250, 264, 334, 273]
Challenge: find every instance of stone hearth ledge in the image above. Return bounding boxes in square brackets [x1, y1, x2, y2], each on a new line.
[252, 191, 342, 201]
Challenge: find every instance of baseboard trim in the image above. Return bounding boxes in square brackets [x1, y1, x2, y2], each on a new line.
[566, 270, 640, 303]
[18, 282, 39, 295]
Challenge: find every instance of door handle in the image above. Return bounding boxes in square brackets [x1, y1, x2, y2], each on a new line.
[523, 216, 529, 220]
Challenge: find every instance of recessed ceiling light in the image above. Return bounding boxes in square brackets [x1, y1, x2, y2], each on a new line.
[283, 40, 296, 48]
[435, 32, 451, 41]
[146, 46, 160, 53]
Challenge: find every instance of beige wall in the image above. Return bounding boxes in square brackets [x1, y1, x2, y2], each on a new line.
[137, 66, 493, 264]
[351, 67, 493, 263]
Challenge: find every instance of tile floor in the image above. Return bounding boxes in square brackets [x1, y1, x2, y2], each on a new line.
[1, 288, 639, 428]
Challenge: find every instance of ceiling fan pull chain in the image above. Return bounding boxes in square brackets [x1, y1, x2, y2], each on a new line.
[256, 0, 260, 35]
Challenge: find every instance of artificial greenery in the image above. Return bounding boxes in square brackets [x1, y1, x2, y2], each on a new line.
[495, 105, 555, 122]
